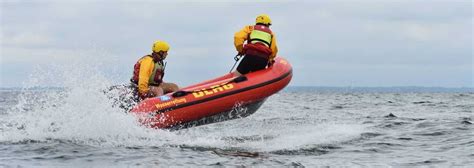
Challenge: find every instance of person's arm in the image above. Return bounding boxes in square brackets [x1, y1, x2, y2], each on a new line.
[269, 32, 278, 61]
[234, 25, 253, 54]
[137, 57, 154, 97]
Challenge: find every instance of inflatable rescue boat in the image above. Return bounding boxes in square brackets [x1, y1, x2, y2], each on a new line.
[130, 57, 292, 130]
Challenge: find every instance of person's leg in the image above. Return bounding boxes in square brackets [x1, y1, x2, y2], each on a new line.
[248, 56, 268, 72]
[235, 56, 253, 75]
[236, 55, 268, 74]
[149, 86, 164, 96]
[160, 82, 179, 94]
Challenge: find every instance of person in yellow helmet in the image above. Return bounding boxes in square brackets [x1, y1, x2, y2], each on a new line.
[233, 14, 278, 75]
[130, 40, 179, 100]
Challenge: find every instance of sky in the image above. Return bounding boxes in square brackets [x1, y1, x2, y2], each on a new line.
[1, 0, 473, 88]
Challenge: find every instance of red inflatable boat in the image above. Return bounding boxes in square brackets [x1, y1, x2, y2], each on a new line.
[130, 57, 292, 130]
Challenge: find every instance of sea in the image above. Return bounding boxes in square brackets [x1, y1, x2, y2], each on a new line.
[1, 85, 473, 167]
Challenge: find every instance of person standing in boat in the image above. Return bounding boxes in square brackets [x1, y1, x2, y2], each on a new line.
[130, 40, 179, 100]
[233, 14, 278, 75]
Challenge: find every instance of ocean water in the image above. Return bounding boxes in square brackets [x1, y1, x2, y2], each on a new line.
[1, 57, 473, 167]
[1, 87, 473, 167]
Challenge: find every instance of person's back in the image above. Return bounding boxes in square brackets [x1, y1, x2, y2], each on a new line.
[233, 14, 278, 75]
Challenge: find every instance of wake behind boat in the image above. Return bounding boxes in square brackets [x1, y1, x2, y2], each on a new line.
[130, 57, 292, 130]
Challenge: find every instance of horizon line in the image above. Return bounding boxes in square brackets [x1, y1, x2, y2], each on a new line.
[1, 86, 472, 89]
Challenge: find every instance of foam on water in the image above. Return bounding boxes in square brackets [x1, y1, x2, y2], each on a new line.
[1, 50, 178, 147]
[0, 49, 368, 153]
[171, 120, 366, 152]
[2, 55, 471, 166]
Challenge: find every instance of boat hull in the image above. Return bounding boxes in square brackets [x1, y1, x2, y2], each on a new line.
[130, 57, 293, 129]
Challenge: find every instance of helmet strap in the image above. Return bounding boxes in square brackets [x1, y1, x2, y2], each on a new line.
[151, 52, 164, 62]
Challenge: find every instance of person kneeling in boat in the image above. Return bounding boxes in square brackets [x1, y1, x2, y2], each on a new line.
[130, 40, 179, 100]
[233, 14, 278, 75]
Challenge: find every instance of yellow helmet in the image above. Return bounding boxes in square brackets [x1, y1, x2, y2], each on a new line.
[255, 14, 272, 25]
[152, 40, 170, 53]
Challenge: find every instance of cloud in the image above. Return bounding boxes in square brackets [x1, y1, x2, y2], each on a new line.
[2, 32, 55, 47]
[1, 0, 472, 87]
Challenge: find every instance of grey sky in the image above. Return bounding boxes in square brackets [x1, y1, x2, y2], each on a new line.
[1, 0, 472, 88]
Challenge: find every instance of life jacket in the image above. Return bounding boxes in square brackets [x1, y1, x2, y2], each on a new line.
[243, 25, 273, 59]
[131, 55, 165, 86]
